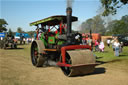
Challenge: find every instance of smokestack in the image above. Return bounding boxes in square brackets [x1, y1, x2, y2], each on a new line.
[66, 7, 72, 36]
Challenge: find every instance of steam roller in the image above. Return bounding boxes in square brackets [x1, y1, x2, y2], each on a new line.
[30, 7, 97, 77]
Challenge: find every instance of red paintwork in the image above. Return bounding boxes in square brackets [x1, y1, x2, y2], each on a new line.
[60, 22, 62, 34]
[57, 62, 71, 67]
[48, 29, 50, 32]
[55, 30, 58, 34]
[49, 39, 53, 42]
[57, 45, 92, 67]
[34, 52, 38, 56]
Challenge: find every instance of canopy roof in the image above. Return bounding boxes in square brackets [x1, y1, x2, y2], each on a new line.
[30, 15, 78, 26]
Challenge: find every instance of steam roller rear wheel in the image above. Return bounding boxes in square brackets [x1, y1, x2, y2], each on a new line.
[31, 40, 45, 67]
[61, 49, 96, 77]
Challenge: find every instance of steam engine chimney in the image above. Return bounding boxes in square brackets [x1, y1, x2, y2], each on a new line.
[66, 7, 72, 44]
[66, 7, 72, 37]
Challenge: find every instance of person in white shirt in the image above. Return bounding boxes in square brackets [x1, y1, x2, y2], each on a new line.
[113, 39, 120, 56]
[107, 39, 111, 47]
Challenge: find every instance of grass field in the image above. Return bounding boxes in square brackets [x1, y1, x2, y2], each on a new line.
[94, 45, 128, 63]
[0, 44, 128, 85]
[95, 45, 128, 73]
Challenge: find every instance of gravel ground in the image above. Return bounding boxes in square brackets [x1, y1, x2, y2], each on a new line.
[0, 45, 128, 85]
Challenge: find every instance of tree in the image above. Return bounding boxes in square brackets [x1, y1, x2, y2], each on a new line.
[105, 20, 117, 35]
[105, 15, 128, 35]
[80, 15, 105, 35]
[112, 20, 127, 34]
[80, 18, 93, 33]
[121, 15, 128, 23]
[100, 0, 128, 16]
[17, 27, 23, 33]
[0, 19, 8, 32]
[92, 15, 105, 34]
[8, 28, 13, 36]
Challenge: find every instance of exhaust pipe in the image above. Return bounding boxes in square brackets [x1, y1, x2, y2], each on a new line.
[66, 7, 72, 36]
[66, 7, 72, 44]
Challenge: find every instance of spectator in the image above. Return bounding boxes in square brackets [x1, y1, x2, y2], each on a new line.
[82, 38, 87, 45]
[26, 38, 29, 44]
[111, 39, 115, 51]
[87, 37, 93, 51]
[99, 40, 105, 52]
[119, 42, 123, 53]
[87, 37, 92, 46]
[23, 38, 26, 44]
[1, 37, 3, 40]
[38, 28, 43, 40]
[113, 39, 120, 57]
[94, 40, 99, 52]
[32, 38, 34, 42]
[107, 39, 111, 47]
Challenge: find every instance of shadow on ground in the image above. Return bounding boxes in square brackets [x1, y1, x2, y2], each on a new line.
[4, 48, 24, 50]
[93, 67, 106, 74]
[119, 54, 128, 57]
[71, 67, 106, 77]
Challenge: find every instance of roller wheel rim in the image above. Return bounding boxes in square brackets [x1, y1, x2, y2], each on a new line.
[60, 52, 72, 76]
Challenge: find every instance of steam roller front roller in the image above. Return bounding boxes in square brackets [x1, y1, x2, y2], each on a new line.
[61, 49, 96, 77]
[31, 40, 45, 67]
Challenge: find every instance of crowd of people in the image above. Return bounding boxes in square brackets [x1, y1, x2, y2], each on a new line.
[82, 38, 105, 52]
[82, 37, 123, 57]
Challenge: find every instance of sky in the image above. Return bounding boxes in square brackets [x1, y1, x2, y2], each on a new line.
[1, 0, 128, 32]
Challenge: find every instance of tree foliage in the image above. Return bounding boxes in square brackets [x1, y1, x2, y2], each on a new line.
[17, 27, 23, 33]
[8, 28, 13, 36]
[121, 15, 128, 23]
[100, 0, 128, 16]
[0, 19, 8, 32]
[80, 15, 105, 35]
[105, 15, 128, 35]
